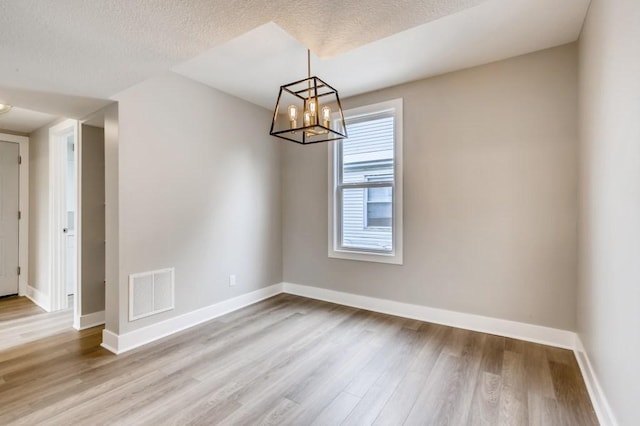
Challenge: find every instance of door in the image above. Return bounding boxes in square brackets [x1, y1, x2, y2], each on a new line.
[0, 141, 19, 297]
[65, 134, 76, 297]
[49, 119, 78, 311]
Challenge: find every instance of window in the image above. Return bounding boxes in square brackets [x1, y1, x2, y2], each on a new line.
[365, 175, 393, 228]
[329, 99, 403, 264]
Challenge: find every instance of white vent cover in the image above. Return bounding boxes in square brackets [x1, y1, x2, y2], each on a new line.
[129, 268, 175, 321]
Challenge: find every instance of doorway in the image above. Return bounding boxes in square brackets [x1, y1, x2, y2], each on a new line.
[49, 120, 78, 313]
[0, 140, 20, 297]
[64, 132, 76, 303]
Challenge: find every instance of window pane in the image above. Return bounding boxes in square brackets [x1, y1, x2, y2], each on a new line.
[367, 202, 392, 227]
[367, 186, 392, 202]
[341, 187, 392, 251]
[342, 116, 394, 184]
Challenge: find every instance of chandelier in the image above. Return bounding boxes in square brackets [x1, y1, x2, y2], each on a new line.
[269, 49, 347, 144]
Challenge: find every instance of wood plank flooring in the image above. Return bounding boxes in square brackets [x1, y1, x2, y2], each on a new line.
[0, 296, 73, 351]
[0, 294, 598, 425]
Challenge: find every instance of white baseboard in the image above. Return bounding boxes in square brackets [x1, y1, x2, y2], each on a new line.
[25, 284, 51, 312]
[101, 281, 577, 354]
[74, 310, 105, 330]
[101, 329, 119, 354]
[282, 282, 576, 350]
[283, 283, 615, 423]
[96, 280, 611, 424]
[574, 336, 618, 426]
[100, 283, 283, 355]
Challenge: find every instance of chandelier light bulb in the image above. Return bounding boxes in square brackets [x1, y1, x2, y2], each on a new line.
[322, 106, 331, 127]
[288, 105, 298, 128]
[308, 99, 317, 116]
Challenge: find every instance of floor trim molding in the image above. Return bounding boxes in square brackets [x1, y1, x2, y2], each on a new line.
[74, 310, 105, 330]
[283, 282, 576, 350]
[98, 280, 611, 424]
[25, 284, 50, 312]
[100, 283, 283, 355]
[574, 336, 618, 426]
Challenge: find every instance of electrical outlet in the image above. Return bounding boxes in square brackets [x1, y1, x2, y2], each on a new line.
[229, 274, 236, 287]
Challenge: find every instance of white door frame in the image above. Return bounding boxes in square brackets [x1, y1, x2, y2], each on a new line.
[49, 119, 79, 318]
[0, 133, 29, 297]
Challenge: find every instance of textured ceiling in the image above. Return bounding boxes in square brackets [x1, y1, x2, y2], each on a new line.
[0, 0, 589, 131]
[0, 0, 484, 101]
[174, 0, 591, 109]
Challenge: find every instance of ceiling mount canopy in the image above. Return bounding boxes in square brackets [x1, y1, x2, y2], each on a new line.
[269, 49, 347, 145]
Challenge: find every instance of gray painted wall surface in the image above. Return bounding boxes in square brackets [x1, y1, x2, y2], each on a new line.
[578, 0, 640, 424]
[104, 104, 120, 333]
[28, 118, 66, 294]
[80, 124, 105, 315]
[111, 72, 282, 335]
[28, 123, 50, 293]
[283, 44, 579, 330]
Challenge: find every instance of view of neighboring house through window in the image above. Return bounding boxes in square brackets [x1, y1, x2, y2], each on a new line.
[329, 99, 403, 264]
[365, 175, 393, 228]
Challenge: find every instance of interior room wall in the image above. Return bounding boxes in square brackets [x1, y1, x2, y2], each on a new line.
[28, 117, 64, 299]
[104, 103, 120, 333]
[80, 124, 105, 315]
[111, 72, 282, 335]
[577, 0, 640, 424]
[283, 44, 579, 331]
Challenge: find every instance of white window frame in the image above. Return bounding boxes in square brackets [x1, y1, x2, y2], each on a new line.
[328, 98, 403, 265]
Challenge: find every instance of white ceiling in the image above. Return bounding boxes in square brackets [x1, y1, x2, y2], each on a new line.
[0, 88, 112, 133]
[0, 0, 589, 131]
[174, 0, 591, 109]
[0, 107, 57, 134]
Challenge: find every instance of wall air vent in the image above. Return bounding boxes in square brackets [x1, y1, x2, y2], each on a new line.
[129, 268, 174, 321]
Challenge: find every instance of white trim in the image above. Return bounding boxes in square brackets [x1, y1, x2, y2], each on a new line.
[73, 310, 105, 330]
[25, 284, 51, 312]
[75, 124, 84, 329]
[101, 329, 119, 354]
[102, 280, 580, 355]
[48, 119, 79, 313]
[574, 336, 618, 426]
[328, 98, 403, 265]
[96, 280, 609, 421]
[0, 133, 29, 297]
[282, 282, 576, 349]
[101, 283, 283, 354]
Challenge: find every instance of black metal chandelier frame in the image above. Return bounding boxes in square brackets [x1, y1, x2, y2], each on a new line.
[269, 50, 348, 145]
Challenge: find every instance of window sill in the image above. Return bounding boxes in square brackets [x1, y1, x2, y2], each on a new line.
[328, 248, 403, 265]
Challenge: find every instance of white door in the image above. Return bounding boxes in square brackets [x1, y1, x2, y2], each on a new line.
[0, 141, 20, 297]
[65, 134, 76, 297]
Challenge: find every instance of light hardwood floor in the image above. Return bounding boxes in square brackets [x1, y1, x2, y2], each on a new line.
[0, 296, 73, 351]
[0, 294, 597, 425]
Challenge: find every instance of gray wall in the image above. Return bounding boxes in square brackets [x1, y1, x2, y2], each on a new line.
[104, 104, 120, 333]
[28, 118, 67, 294]
[111, 72, 282, 334]
[578, 0, 640, 424]
[80, 124, 105, 315]
[283, 44, 579, 331]
[28, 122, 50, 293]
